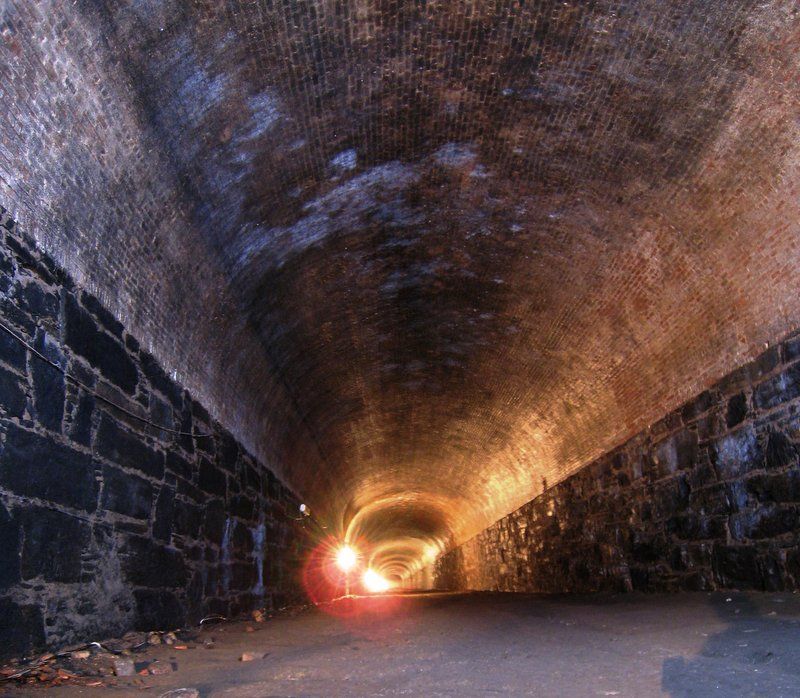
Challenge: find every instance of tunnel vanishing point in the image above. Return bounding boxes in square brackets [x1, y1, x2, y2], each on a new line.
[0, 0, 800, 691]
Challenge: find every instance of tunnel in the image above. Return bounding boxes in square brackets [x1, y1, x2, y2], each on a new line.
[0, 0, 799, 694]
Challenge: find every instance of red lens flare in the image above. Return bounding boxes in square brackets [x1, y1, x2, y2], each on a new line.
[301, 537, 406, 630]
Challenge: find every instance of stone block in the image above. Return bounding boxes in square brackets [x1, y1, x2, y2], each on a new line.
[730, 505, 799, 541]
[711, 426, 763, 480]
[148, 395, 174, 435]
[228, 562, 257, 591]
[173, 499, 203, 538]
[203, 499, 226, 544]
[0, 294, 36, 335]
[31, 333, 65, 432]
[782, 335, 800, 363]
[232, 520, 253, 555]
[758, 552, 787, 592]
[765, 431, 797, 470]
[652, 428, 698, 478]
[754, 363, 800, 411]
[680, 390, 716, 422]
[124, 334, 139, 353]
[68, 390, 94, 446]
[746, 471, 800, 504]
[64, 295, 138, 393]
[0, 364, 27, 418]
[679, 570, 712, 591]
[726, 392, 748, 429]
[650, 475, 690, 520]
[198, 457, 226, 497]
[0, 328, 27, 371]
[630, 532, 667, 563]
[80, 290, 123, 337]
[747, 346, 781, 383]
[19, 506, 91, 583]
[139, 351, 182, 407]
[121, 536, 187, 588]
[4, 235, 51, 284]
[101, 465, 153, 519]
[243, 461, 262, 494]
[18, 280, 59, 325]
[712, 544, 761, 589]
[230, 494, 255, 520]
[95, 415, 164, 479]
[786, 547, 800, 583]
[217, 433, 239, 473]
[176, 475, 202, 502]
[166, 451, 193, 480]
[0, 424, 98, 512]
[666, 512, 725, 541]
[153, 485, 175, 542]
[0, 598, 45, 660]
[0, 502, 20, 590]
[133, 590, 184, 631]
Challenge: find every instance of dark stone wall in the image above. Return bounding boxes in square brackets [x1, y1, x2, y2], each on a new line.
[0, 207, 305, 660]
[432, 336, 800, 593]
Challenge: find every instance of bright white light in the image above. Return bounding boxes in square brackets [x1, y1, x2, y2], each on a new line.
[363, 568, 392, 593]
[335, 545, 358, 572]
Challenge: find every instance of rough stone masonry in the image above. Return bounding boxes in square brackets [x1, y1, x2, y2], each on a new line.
[0, 207, 305, 660]
[430, 335, 800, 593]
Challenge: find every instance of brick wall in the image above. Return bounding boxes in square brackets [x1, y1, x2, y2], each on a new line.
[0, 207, 305, 660]
[431, 336, 800, 593]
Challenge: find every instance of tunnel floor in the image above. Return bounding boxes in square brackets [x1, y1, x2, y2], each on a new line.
[11, 591, 800, 697]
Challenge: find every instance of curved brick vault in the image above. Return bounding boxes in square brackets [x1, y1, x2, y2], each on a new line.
[2, 0, 799, 580]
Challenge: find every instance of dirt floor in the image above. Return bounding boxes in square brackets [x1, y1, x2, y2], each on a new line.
[3, 591, 800, 697]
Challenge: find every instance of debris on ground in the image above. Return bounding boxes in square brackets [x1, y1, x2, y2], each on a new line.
[147, 660, 177, 676]
[113, 657, 135, 677]
[159, 689, 200, 698]
[0, 603, 299, 688]
[240, 651, 264, 662]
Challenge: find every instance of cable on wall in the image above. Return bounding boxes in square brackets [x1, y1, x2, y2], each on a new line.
[0, 319, 212, 438]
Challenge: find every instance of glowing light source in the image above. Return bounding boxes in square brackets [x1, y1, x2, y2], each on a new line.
[363, 568, 392, 593]
[335, 545, 358, 572]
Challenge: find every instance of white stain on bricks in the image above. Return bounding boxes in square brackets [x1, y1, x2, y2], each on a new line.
[432, 142, 478, 168]
[232, 160, 422, 276]
[231, 142, 493, 279]
[251, 517, 267, 597]
[330, 149, 358, 173]
[220, 517, 233, 593]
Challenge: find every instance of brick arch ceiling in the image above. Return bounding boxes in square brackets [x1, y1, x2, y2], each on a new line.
[3, 0, 800, 576]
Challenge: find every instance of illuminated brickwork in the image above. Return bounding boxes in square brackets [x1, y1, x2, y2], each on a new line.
[430, 338, 800, 592]
[1, 0, 799, 581]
